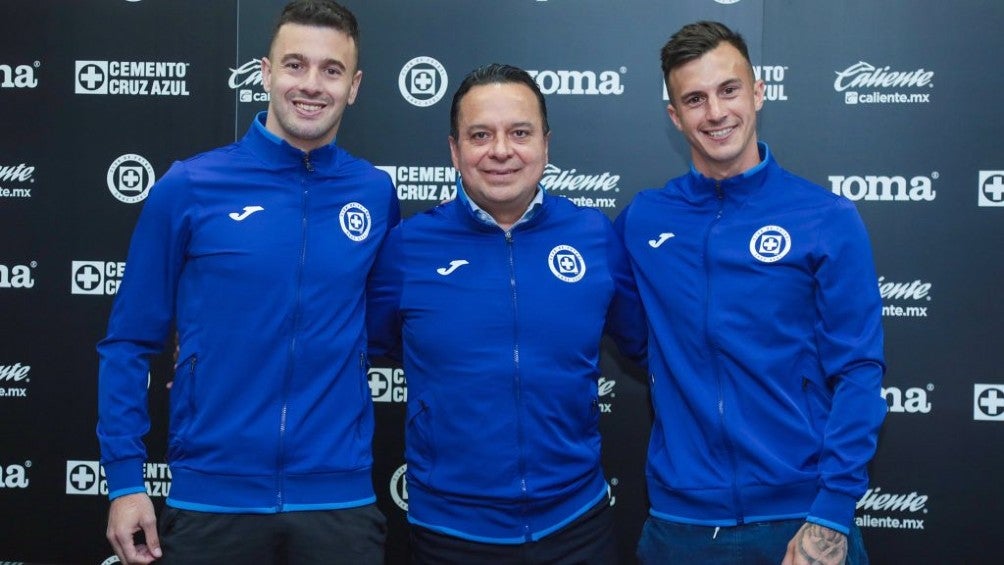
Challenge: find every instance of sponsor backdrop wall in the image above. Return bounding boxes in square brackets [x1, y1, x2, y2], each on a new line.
[2, 0, 1001, 563]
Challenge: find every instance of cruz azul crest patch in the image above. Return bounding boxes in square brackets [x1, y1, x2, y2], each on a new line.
[548, 245, 586, 283]
[339, 202, 371, 241]
[749, 225, 791, 263]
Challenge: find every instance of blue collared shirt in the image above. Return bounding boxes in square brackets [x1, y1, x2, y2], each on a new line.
[455, 177, 545, 231]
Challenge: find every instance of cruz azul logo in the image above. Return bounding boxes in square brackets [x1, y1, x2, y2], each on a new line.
[0, 61, 39, 89]
[834, 61, 933, 105]
[107, 154, 155, 203]
[855, 486, 928, 530]
[0, 461, 30, 489]
[389, 463, 408, 511]
[75, 60, 190, 96]
[829, 173, 937, 202]
[66, 460, 171, 497]
[548, 245, 586, 283]
[229, 58, 269, 103]
[376, 166, 457, 202]
[527, 68, 624, 96]
[399, 56, 449, 107]
[749, 225, 791, 263]
[339, 202, 371, 241]
[882, 384, 933, 414]
[71, 261, 125, 295]
[878, 276, 931, 319]
[0, 363, 31, 399]
[974, 384, 1004, 421]
[978, 171, 1004, 207]
[0, 163, 35, 199]
[368, 367, 407, 404]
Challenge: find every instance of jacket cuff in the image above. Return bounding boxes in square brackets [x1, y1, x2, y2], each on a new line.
[103, 458, 147, 500]
[806, 489, 858, 535]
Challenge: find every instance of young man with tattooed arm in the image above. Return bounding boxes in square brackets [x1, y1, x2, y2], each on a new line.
[615, 21, 886, 565]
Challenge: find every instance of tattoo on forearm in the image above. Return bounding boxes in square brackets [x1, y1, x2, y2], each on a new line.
[795, 524, 848, 565]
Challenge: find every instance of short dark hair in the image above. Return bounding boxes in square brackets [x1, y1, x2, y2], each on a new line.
[660, 21, 753, 100]
[449, 63, 550, 139]
[269, 0, 359, 58]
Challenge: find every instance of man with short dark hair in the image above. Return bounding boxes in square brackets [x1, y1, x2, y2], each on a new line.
[368, 63, 646, 564]
[616, 21, 886, 564]
[97, 2, 398, 563]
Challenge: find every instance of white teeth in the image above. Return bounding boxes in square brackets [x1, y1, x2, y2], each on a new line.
[294, 102, 323, 111]
[707, 127, 735, 139]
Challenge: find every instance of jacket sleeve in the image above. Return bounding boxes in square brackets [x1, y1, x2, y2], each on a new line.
[366, 223, 405, 361]
[604, 213, 647, 366]
[807, 198, 887, 533]
[379, 168, 402, 236]
[96, 162, 192, 500]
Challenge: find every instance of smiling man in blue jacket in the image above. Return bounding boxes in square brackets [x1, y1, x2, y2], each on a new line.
[368, 63, 646, 564]
[97, 2, 399, 563]
[615, 21, 886, 565]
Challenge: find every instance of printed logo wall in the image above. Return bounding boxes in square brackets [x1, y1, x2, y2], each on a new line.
[378, 164, 624, 209]
[3, 1, 1003, 563]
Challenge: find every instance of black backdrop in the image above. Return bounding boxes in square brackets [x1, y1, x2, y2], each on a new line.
[2, 1, 1003, 563]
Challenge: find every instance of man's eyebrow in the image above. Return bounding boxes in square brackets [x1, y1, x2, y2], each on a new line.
[279, 53, 348, 69]
[463, 121, 537, 132]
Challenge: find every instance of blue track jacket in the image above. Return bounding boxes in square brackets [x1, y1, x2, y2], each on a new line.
[367, 184, 646, 543]
[615, 143, 886, 534]
[97, 113, 400, 512]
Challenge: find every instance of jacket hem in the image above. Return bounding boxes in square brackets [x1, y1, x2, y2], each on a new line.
[168, 466, 375, 512]
[408, 473, 608, 543]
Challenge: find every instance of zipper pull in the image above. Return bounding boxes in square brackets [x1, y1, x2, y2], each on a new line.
[302, 153, 314, 172]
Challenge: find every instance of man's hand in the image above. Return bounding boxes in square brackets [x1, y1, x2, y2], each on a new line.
[781, 522, 847, 565]
[107, 492, 163, 564]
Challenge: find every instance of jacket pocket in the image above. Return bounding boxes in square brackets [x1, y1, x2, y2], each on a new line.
[167, 355, 198, 461]
[405, 393, 435, 487]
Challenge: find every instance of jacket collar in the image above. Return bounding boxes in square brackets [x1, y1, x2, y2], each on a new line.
[241, 111, 341, 170]
[452, 177, 548, 233]
[679, 142, 774, 205]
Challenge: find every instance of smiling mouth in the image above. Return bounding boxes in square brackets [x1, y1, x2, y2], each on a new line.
[705, 126, 736, 140]
[485, 168, 518, 177]
[293, 101, 326, 114]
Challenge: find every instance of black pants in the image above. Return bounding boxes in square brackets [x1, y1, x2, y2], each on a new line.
[409, 498, 617, 565]
[157, 504, 386, 564]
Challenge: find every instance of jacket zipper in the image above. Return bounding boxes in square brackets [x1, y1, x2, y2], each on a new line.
[277, 152, 313, 509]
[505, 230, 531, 541]
[706, 179, 745, 525]
[187, 356, 197, 415]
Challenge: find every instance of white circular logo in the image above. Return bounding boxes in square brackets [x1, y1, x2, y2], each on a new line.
[714, 0, 742, 4]
[749, 225, 792, 263]
[547, 245, 586, 283]
[107, 154, 155, 204]
[390, 464, 408, 511]
[398, 56, 448, 107]
[339, 202, 371, 241]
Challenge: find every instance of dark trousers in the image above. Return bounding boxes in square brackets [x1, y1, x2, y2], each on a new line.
[637, 516, 869, 565]
[409, 498, 617, 565]
[157, 504, 386, 564]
